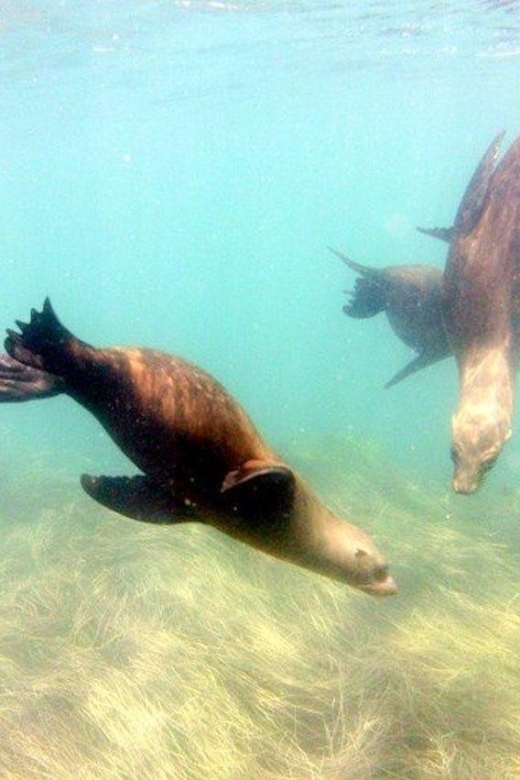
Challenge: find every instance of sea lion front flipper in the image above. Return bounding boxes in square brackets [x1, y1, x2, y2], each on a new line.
[80, 474, 196, 524]
[416, 226, 454, 243]
[0, 354, 63, 402]
[385, 348, 450, 389]
[221, 461, 296, 519]
[452, 131, 505, 236]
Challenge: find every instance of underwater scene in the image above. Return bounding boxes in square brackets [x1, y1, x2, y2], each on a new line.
[2, 1, 520, 778]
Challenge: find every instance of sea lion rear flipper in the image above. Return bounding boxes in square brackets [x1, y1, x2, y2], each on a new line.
[221, 461, 296, 519]
[417, 133, 505, 243]
[81, 474, 196, 524]
[342, 278, 387, 318]
[5, 298, 79, 375]
[329, 248, 387, 318]
[328, 247, 379, 278]
[453, 131, 505, 237]
[0, 354, 63, 402]
[385, 348, 450, 389]
[416, 226, 454, 243]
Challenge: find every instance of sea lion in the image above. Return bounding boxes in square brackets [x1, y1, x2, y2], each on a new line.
[0, 300, 396, 596]
[429, 131, 520, 493]
[331, 248, 450, 388]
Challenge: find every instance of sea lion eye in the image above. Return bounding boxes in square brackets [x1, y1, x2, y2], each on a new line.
[450, 446, 460, 464]
[355, 548, 368, 559]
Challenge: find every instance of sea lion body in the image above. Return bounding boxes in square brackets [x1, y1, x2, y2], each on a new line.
[332, 249, 450, 388]
[1, 301, 396, 596]
[440, 132, 520, 493]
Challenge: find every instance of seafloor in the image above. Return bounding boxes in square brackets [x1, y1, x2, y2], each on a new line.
[0, 434, 519, 780]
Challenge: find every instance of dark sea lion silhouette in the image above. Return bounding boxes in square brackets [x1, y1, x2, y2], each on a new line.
[0, 300, 396, 596]
[331, 248, 450, 388]
[422, 131, 520, 493]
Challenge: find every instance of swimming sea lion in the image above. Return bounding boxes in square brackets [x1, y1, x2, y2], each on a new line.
[435, 131, 520, 493]
[331, 248, 450, 388]
[1, 300, 396, 596]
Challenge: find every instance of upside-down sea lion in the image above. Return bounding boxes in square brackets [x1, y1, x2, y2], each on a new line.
[0, 300, 396, 596]
[425, 131, 520, 493]
[331, 248, 450, 388]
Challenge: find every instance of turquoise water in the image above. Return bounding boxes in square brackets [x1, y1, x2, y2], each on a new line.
[1, 1, 520, 488]
[3, 5, 520, 778]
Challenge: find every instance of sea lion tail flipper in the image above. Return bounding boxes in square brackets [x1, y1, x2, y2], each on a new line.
[343, 279, 386, 319]
[417, 133, 505, 243]
[221, 461, 296, 519]
[81, 474, 196, 524]
[0, 354, 64, 402]
[5, 298, 76, 374]
[385, 348, 450, 389]
[452, 130, 505, 236]
[328, 247, 379, 278]
[328, 247, 387, 318]
[416, 226, 454, 243]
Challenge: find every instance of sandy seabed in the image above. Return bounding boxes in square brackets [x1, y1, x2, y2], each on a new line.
[1, 435, 520, 780]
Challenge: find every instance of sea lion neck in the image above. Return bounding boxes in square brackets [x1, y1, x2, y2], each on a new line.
[451, 344, 516, 494]
[458, 342, 517, 410]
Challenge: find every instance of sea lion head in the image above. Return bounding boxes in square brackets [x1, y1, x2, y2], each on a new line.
[219, 462, 397, 596]
[340, 535, 397, 597]
[291, 488, 397, 597]
[450, 410, 511, 494]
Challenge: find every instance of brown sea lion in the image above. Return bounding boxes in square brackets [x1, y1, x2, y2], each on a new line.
[1, 300, 396, 596]
[331, 248, 450, 388]
[428, 131, 520, 493]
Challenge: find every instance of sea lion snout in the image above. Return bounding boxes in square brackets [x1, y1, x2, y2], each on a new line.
[450, 413, 509, 494]
[450, 446, 483, 495]
[323, 523, 398, 596]
[357, 564, 397, 596]
[451, 468, 481, 495]
[451, 453, 500, 495]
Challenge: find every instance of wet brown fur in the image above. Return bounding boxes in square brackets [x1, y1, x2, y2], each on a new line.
[65, 343, 274, 502]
